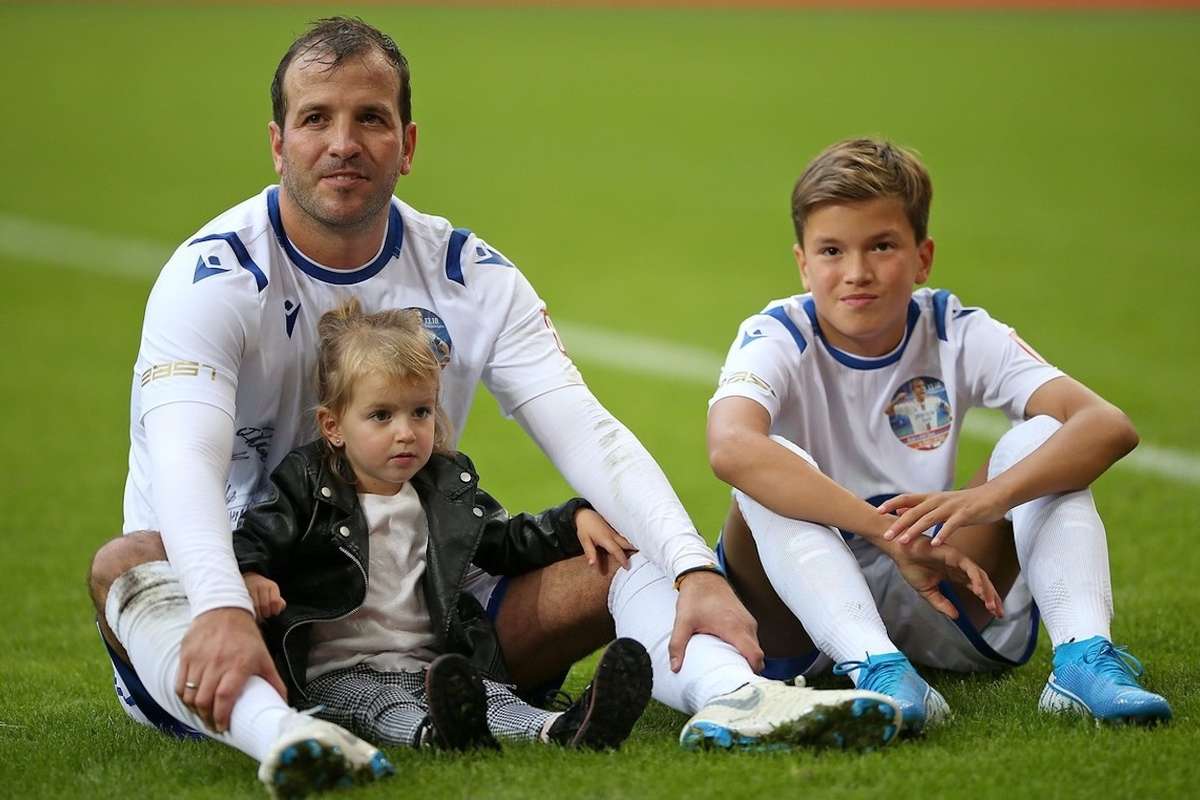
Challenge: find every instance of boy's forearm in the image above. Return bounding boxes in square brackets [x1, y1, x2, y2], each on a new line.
[986, 405, 1136, 511]
[714, 432, 891, 544]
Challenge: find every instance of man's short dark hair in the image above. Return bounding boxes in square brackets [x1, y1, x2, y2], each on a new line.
[271, 17, 412, 129]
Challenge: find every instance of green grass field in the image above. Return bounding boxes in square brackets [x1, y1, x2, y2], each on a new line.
[2, 3, 1199, 798]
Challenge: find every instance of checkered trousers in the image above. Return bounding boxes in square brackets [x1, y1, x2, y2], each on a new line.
[304, 664, 556, 747]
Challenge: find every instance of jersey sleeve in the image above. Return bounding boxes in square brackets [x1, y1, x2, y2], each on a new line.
[473, 238, 584, 416]
[135, 241, 260, 421]
[954, 302, 1064, 421]
[709, 312, 802, 421]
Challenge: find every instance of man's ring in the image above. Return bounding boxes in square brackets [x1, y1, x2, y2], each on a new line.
[184, 681, 198, 690]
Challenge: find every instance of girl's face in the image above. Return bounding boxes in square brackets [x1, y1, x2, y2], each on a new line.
[319, 373, 437, 495]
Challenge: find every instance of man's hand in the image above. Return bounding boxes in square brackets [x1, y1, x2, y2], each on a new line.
[175, 607, 288, 733]
[669, 571, 764, 673]
[882, 536, 1005, 620]
[574, 508, 635, 572]
[878, 485, 1009, 547]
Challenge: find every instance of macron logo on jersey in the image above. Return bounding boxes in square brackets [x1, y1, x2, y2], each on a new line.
[284, 300, 301, 338]
[740, 329, 767, 348]
[474, 243, 512, 267]
[193, 255, 229, 283]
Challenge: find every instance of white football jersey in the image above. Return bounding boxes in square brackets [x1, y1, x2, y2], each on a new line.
[124, 186, 582, 531]
[710, 288, 1062, 501]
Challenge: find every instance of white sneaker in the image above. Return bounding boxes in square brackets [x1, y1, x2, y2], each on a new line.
[257, 714, 394, 799]
[679, 680, 901, 752]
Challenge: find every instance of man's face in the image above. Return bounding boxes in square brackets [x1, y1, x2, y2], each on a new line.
[269, 49, 415, 232]
[795, 197, 933, 357]
[913, 379, 927, 401]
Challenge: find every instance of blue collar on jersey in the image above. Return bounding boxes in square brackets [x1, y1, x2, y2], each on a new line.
[802, 296, 921, 370]
[267, 187, 404, 285]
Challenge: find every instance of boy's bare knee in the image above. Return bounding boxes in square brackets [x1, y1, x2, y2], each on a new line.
[88, 531, 166, 612]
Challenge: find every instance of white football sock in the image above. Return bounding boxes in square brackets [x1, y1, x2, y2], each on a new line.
[735, 487, 896, 684]
[989, 416, 1113, 648]
[607, 553, 764, 714]
[105, 561, 294, 761]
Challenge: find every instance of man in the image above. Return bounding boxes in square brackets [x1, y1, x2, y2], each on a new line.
[88, 19, 902, 796]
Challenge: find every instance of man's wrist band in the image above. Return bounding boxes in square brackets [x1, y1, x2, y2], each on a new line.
[673, 563, 723, 591]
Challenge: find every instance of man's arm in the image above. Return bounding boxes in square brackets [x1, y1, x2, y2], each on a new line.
[513, 385, 764, 672]
[144, 401, 286, 732]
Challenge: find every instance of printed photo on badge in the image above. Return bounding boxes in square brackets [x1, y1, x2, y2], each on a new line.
[885, 376, 953, 451]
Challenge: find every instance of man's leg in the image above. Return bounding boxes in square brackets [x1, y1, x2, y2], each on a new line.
[88, 533, 394, 787]
[494, 552, 762, 713]
[89, 530, 166, 664]
[495, 550, 901, 749]
[492, 553, 616, 690]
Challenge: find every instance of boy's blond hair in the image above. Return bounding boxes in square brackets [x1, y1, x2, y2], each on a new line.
[790, 138, 933, 246]
[316, 299, 454, 475]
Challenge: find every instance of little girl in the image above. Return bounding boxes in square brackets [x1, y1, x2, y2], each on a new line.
[233, 300, 652, 751]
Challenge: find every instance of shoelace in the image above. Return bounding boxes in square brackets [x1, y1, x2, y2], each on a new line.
[832, 657, 908, 694]
[543, 689, 576, 712]
[1081, 640, 1144, 687]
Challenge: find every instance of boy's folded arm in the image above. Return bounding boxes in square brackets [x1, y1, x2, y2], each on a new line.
[882, 376, 1139, 546]
[707, 396, 892, 545]
[989, 375, 1138, 509]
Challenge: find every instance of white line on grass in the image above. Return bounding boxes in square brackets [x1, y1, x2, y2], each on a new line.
[4, 211, 1197, 485]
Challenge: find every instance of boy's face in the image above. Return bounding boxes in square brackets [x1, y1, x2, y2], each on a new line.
[794, 196, 933, 356]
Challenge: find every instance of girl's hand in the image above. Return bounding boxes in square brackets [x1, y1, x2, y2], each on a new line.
[243, 572, 286, 620]
[878, 485, 1009, 547]
[575, 508, 636, 571]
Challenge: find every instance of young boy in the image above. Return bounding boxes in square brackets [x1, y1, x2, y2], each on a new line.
[704, 138, 1171, 732]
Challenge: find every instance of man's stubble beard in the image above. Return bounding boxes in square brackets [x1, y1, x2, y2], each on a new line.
[279, 152, 402, 235]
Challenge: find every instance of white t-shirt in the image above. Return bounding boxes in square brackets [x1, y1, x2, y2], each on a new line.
[710, 288, 1063, 500]
[124, 186, 582, 532]
[307, 483, 439, 680]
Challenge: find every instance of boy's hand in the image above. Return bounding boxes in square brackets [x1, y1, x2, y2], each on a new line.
[243, 572, 286, 620]
[878, 486, 1009, 547]
[574, 508, 636, 572]
[884, 536, 1005, 620]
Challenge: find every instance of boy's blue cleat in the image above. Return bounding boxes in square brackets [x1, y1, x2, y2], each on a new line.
[1039, 636, 1172, 724]
[834, 652, 949, 734]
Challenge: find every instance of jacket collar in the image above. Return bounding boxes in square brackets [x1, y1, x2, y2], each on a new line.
[304, 441, 478, 509]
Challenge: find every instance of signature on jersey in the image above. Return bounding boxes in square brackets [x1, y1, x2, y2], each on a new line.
[231, 426, 275, 462]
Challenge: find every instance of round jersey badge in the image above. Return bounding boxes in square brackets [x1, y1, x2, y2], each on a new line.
[406, 307, 453, 368]
[885, 376, 953, 451]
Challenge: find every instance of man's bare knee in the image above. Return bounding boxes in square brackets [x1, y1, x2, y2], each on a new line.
[495, 555, 618, 688]
[88, 531, 166, 613]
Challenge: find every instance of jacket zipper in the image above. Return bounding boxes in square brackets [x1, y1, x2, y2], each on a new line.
[280, 544, 369, 702]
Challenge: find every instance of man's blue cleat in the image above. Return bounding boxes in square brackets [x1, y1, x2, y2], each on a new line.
[1039, 636, 1172, 725]
[834, 652, 949, 734]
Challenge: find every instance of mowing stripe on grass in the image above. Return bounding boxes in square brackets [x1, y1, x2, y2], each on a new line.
[4, 210, 1197, 485]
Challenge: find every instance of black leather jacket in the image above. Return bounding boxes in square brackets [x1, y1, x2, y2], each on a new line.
[233, 440, 588, 703]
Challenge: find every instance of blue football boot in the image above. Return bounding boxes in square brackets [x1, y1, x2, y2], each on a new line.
[1039, 636, 1172, 724]
[834, 652, 949, 734]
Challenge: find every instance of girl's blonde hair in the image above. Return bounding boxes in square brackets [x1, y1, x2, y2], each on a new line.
[316, 299, 454, 475]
